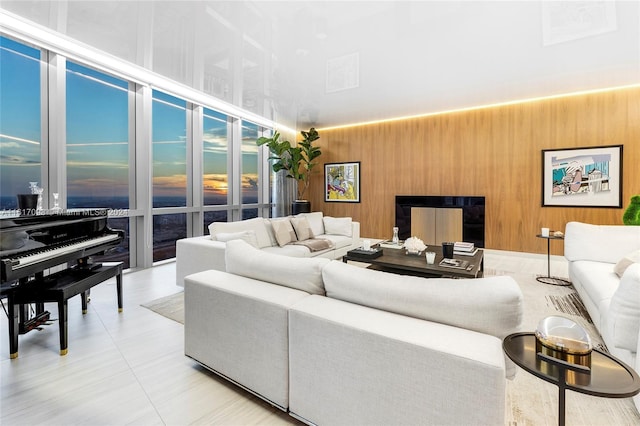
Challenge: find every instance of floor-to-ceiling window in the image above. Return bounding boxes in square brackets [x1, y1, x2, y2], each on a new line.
[152, 90, 187, 208]
[202, 108, 228, 231]
[0, 36, 42, 210]
[241, 120, 260, 219]
[66, 62, 130, 208]
[0, 32, 274, 269]
[152, 90, 188, 261]
[65, 61, 132, 267]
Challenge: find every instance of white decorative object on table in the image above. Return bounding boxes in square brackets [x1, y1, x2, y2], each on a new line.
[425, 251, 436, 264]
[391, 226, 399, 245]
[404, 236, 426, 255]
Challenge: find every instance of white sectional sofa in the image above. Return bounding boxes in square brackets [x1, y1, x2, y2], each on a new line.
[184, 239, 524, 425]
[564, 221, 640, 410]
[175, 212, 360, 287]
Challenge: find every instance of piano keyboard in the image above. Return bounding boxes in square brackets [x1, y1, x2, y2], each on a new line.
[11, 234, 121, 269]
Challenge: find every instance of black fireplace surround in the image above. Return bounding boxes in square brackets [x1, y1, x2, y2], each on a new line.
[395, 196, 485, 248]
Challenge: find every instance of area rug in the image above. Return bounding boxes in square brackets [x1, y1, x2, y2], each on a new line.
[141, 291, 184, 324]
[142, 272, 640, 425]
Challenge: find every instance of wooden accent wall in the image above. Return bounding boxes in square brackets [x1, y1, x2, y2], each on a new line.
[308, 87, 640, 255]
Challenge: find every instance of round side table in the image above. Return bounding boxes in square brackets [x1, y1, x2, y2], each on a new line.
[503, 332, 640, 426]
[536, 234, 571, 286]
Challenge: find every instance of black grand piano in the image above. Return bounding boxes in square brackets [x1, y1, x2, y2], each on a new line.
[0, 209, 125, 358]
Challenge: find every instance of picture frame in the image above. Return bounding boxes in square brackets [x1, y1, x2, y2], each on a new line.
[324, 162, 360, 203]
[541, 145, 623, 208]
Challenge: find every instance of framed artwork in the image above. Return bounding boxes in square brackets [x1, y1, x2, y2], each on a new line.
[325, 162, 360, 203]
[541, 145, 623, 208]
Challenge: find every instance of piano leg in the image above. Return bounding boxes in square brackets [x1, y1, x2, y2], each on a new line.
[116, 267, 123, 312]
[7, 292, 19, 359]
[58, 299, 68, 356]
[81, 291, 88, 314]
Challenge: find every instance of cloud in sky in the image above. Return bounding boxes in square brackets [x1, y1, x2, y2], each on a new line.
[67, 160, 128, 168]
[0, 154, 41, 166]
[204, 173, 228, 194]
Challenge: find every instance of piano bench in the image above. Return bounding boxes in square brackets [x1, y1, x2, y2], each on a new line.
[7, 262, 123, 358]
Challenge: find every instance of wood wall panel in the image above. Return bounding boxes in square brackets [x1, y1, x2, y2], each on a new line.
[308, 87, 640, 255]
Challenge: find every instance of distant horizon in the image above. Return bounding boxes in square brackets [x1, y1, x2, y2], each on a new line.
[0, 194, 257, 211]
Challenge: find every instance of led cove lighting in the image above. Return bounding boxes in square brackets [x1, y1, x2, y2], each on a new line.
[0, 10, 281, 131]
[317, 83, 640, 132]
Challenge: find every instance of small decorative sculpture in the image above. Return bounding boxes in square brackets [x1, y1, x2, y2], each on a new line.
[403, 236, 427, 255]
[391, 226, 399, 245]
[52, 193, 61, 212]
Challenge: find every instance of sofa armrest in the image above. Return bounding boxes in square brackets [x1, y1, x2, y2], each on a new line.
[564, 222, 640, 263]
[176, 236, 226, 287]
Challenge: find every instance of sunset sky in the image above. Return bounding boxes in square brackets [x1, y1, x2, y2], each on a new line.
[1, 36, 258, 209]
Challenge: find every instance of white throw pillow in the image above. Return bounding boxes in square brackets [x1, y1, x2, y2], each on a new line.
[225, 239, 329, 295]
[214, 230, 259, 248]
[297, 212, 324, 236]
[209, 217, 272, 248]
[323, 216, 352, 237]
[614, 249, 640, 278]
[290, 216, 314, 241]
[609, 263, 640, 351]
[271, 218, 298, 247]
[263, 218, 278, 246]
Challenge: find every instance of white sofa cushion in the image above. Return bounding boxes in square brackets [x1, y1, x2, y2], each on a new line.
[608, 263, 640, 351]
[214, 230, 259, 248]
[290, 216, 314, 241]
[262, 244, 313, 258]
[271, 218, 297, 247]
[614, 249, 640, 278]
[225, 239, 329, 295]
[322, 260, 523, 340]
[297, 212, 324, 237]
[209, 217, 272, 248]
[323, 216, 352, 237]
[314, 234, 353, 250]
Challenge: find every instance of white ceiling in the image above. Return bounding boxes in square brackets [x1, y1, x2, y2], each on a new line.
[2, 1, 639, 130]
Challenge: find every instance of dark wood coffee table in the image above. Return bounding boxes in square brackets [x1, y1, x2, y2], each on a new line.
[343, 244, 483, 278]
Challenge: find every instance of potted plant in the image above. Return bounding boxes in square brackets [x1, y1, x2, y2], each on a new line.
[623, 195, 640, 225]
[257, 128, 321, 214]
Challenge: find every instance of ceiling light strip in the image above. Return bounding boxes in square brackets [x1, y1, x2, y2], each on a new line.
[317, 83, 640, 132]
[0, 10, 278, 130]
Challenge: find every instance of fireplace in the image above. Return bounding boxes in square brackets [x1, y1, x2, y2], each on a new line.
[395, 196, 485, 247]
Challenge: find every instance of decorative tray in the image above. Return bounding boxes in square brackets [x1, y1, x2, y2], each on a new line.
[347, 247, 383, 259]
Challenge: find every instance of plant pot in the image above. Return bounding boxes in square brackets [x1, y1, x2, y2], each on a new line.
[292, 200, 311, 215]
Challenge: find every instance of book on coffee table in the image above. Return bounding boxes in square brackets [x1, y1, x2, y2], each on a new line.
[378, 240, 404, 249]
[439, 258, 470, 269]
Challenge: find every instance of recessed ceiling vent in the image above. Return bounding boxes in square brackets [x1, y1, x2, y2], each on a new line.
[326, 52, 359, 93]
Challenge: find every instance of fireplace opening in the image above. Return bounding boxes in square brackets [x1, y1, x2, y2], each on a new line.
[395, 196, 485, 248]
